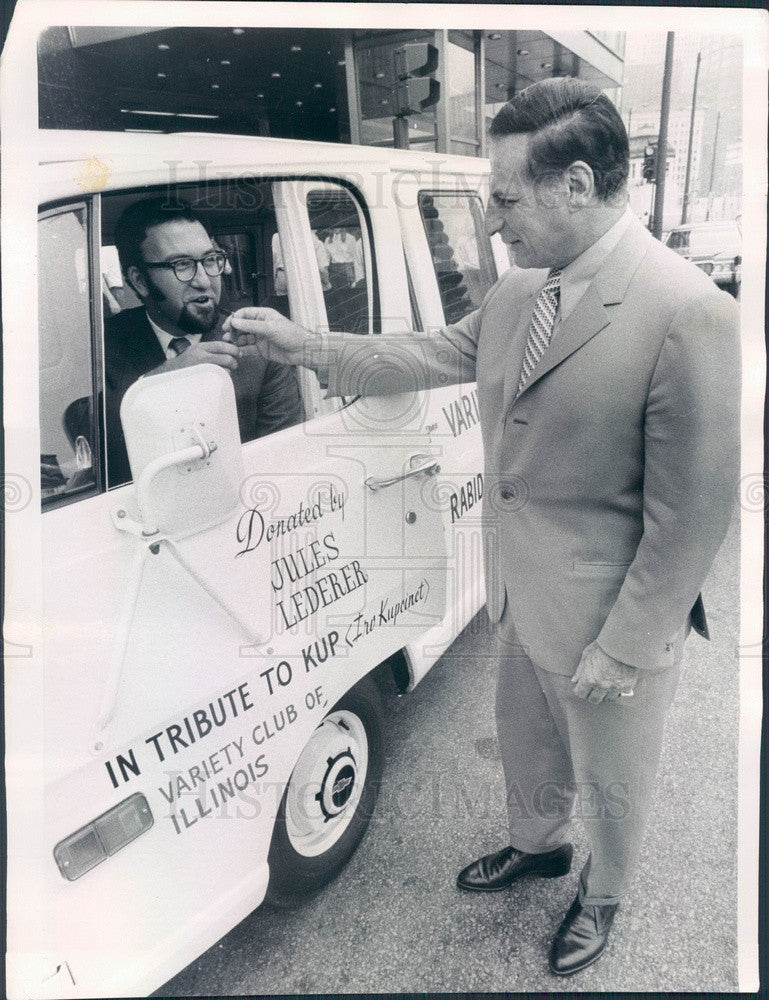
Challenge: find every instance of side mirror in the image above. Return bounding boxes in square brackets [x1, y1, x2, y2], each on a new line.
[120, 364, 244, 539]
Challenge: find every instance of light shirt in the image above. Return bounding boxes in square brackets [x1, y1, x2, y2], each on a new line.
[556, 207, 635, 328]
[325, 231, 364, 283]
[101, 244, 124, 290]
[146, 313, 202, 360]
[272, 231, 331, 293]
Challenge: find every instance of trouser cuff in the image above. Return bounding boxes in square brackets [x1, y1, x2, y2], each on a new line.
[509, 834, 569, 855]
[578, 871, 623, 907]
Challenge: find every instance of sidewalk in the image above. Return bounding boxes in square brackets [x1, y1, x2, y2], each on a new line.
[160, 513, 741, 995]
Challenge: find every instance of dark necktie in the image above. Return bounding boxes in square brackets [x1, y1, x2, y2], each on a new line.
[516, 268, 562, 397]
[169, 336, 191, 357]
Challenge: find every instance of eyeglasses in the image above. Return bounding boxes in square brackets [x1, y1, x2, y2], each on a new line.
[143, 251, 228, 282]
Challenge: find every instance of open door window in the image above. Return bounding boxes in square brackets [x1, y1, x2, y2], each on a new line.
[273, 179, 378, 419]
[39, 203, 101, 506]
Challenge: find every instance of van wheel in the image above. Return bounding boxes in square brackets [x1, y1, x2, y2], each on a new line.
[265, 676, 384, 906]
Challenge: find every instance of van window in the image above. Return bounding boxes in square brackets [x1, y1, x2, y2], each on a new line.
[98, 178, 374, 488]
[100, 180, 307, 488]
[305, 186, 372, 334]
[418, 191, 497, 324]
[39, 205, 98, 504]
[666, 229, 690, 251]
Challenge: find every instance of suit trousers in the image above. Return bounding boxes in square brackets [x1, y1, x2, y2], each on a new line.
[494, 621, 681, 906]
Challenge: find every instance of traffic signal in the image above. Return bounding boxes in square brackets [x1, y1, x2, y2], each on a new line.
[393, 42, 440, 116]
[643, 144, 657, 183]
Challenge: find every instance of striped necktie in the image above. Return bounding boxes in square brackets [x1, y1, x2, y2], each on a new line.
[169, 336, 191, 356]
[516, 268, 562, 397]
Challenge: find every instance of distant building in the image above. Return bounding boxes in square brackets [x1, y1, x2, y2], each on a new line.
[626, 108, 707, 227]
[621, 31, 742, 224]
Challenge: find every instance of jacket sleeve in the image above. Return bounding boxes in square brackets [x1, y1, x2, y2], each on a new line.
[310, 273, 512, 397]
[597, 290, 741, 669]
[250, 358, 305, 437]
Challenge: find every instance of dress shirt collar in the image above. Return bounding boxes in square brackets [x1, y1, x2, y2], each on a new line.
[146, 312, 203, 358]
[558, 207, 635, 322]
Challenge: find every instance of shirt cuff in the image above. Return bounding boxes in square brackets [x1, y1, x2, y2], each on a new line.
[303, 331, 332, 391]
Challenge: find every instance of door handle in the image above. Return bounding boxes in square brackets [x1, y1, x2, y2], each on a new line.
[364, 456, 440, 492]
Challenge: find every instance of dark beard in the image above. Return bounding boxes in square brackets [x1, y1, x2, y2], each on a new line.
[177, 302, 218, 334]
[142, 272, 218, 335]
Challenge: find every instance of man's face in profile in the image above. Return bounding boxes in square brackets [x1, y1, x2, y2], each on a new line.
[137, 219, 222, 335]
[485, 132, 573, 270]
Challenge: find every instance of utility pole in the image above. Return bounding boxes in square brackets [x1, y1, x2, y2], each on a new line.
[392, 116, 410, 150]
[706, 109, 721, 221]
[681, 50, 701, 225]
[652, 32, 675, 241]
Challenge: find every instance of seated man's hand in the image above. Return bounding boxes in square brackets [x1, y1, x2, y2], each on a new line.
[222, 307, 313, 366]
[572, 640, 638, 703]
[41, 461, 66, 490]
[157, 341, 240, 373]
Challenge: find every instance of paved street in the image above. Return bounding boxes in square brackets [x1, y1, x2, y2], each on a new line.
[160, 512, 741, 995]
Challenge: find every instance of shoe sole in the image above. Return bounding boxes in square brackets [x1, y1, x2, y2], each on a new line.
[457, 865, 572, 892]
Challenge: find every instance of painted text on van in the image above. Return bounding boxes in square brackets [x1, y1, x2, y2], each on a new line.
[442, 388, 480, 437]
[235, 486, 345, 557]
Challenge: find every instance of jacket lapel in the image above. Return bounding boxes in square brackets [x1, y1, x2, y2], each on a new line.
[126, 310, 166, 370]
[516, 285, 609, 397]
[511, 218, 651, 404]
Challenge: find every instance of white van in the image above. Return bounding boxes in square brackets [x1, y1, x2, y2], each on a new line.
[4, 129, 510, 998]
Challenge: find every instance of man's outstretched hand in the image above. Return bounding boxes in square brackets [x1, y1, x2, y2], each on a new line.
[222, 307, 313, 366]
[572, 641, 638, 703]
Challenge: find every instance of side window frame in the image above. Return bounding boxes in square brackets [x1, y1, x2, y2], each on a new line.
[275, 177, 379, 336]
[38, 196, 106, 510]
[274, 177, 380, 421]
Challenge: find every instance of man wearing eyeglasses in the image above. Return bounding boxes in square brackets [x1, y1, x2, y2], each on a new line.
[105, 198, 303, 486]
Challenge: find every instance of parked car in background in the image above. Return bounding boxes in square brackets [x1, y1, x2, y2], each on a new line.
[665, 220, 742, 297]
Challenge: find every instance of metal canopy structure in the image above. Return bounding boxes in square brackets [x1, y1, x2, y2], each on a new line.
[39, 26, 624, 156]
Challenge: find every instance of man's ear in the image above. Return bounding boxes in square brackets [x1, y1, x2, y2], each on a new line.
[566, 161, 595, 208]
[126, 264, 149, 299]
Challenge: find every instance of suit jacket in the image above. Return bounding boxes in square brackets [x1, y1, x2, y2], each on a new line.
[105, 307, 303, 486]
[319, 216, 741, 674]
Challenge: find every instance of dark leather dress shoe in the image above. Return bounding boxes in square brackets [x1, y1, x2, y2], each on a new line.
[457, 843, 572, 891]
[548, 895, 619, 975]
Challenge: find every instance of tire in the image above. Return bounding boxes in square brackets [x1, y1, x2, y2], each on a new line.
[265, 675, 385, 906]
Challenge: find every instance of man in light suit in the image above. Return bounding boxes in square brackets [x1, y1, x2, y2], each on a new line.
[105, 198, 303, 486]
[222, 79, 740, 974]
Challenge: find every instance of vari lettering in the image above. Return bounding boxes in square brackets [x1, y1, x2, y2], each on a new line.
[442, 388, 480, 437]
